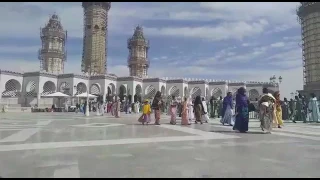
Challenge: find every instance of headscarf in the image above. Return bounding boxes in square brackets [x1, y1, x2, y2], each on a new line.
[223, 92, 233, 109]
[222, 92, 233, 117]
[151, 91, 162, 109]
[236, 87, 248, 109]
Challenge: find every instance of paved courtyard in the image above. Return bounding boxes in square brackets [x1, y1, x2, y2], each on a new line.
[0, 112, 319, 178]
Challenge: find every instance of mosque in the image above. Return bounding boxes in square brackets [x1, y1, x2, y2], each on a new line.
[0, 2, 278, 108]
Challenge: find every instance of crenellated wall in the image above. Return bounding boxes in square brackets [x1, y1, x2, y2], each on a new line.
[0, 70, 279, 107]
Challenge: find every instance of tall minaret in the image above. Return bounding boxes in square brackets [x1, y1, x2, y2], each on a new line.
[39, 14, 67, 74]
[81, 2, 111, 75]
[297, 2, 320, 92]
[127, 25, 150, 78]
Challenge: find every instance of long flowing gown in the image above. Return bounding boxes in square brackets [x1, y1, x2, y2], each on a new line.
[194, 104, 202, 122]
[308, 97, 320, 122]
[273, 100, 284, 127]
[187, 99, 194, 121]
[181, 101, 190, 125]
[220, 96, 234, 126]
[100, 103, 105, 116]
[233, 93, 249, 133]
[281, 101, 289, 120]
[217, 100, 223, 118]
[201, 100, 210, 122]
[170, 100, 178, 124]
[151, 97, 162, 125]
[258, 93, 275, 132]
[294, 99, 304, 122]
[115, 101, 121, 118]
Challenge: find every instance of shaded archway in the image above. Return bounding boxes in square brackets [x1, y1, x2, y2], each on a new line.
[119, 85, 127, 101]
[167, 86, 180, 102]
[211, 87, 222, 99]
[25, 81, 37, 97]
[248, 89, 259, 101]
[231, 88, 238, 99]
[60, 82, 71, 95]
[90, 83, 101, 95]
[191, 87, 201, 99]
[134, 84, 142, 102]
[144, 85, 156, 99]
[169, 86, 180, 97]
[75, 82, 87, 95]
[106, 83, 116, 101]
[42, 81, 56, 95]
[2, 79, 21, 97]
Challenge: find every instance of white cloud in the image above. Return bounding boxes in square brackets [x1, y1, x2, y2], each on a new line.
[0, 59, 39, 73]
[270, 42, 285, 48]
[242, 43, 258, 47]
[266, 48, 302, 62]
[283, 36, 301, 41]
[145, 20, 268, 41]
[199, 2, 299, 32]
[0, 45, 39, 54]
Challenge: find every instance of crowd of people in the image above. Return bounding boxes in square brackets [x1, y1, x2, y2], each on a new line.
[77, 87, 319, 134]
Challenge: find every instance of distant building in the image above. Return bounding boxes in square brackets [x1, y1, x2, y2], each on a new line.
[297, 2, 320, 96]
[81, 2, 111, 75]
[127, 26, 150, 78]
[38, 14, 67, 74]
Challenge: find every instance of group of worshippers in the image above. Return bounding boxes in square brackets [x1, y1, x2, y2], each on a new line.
[137, 91, 212, 125]
[216, 87, 279, 133]
[168, 95, 210, 125]
[219, 87, 320, 134]
[282, 94, 320, 123]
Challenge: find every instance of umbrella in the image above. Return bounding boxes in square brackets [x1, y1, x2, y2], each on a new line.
[42, 92, 70, 97]
[75, 93, 97, 98]
[42, 92, 70, 108]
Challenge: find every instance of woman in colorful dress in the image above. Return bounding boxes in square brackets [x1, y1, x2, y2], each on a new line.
[194, 96, 203, 124]
[258, 88, 275, 133]
[139, 99, 151, 125]
[273, 91, 283, 128]
[181, 97, 191, 125]
[233, 87, 249, 133]
[169, 96, 179, 125]
[151, 91, 163, 125]
[114, 97, 121, 118]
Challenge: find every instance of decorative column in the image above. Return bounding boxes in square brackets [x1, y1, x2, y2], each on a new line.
[37, 92, 41, 107]
[103, 93, 107, 103]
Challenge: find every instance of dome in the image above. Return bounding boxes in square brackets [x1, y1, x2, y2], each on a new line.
[44, 14, 63, 30]
[132, 25, 145, 40]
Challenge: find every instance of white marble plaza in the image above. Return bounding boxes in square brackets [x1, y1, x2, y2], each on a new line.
[0, 113, 319, 178]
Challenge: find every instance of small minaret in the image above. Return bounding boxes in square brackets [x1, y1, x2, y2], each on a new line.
[39, 14, 67, 74]
[127, 25, 150, 78]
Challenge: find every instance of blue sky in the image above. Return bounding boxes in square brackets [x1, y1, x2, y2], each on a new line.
[0, 2, 303, 98]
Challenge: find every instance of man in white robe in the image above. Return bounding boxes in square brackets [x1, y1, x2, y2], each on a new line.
[135, 101, 140, 113]
[187, 96, 194, 122]
[201, 97, 210, 123]
[308, 93, 320, 122]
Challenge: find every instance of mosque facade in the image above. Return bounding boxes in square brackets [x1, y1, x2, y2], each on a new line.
[0, 2, 278, 108]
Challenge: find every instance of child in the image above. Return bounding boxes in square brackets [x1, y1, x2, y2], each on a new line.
[139, 99, 151, 125]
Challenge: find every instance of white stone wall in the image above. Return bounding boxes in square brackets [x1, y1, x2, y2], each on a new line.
[0, 71, 277, 107]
